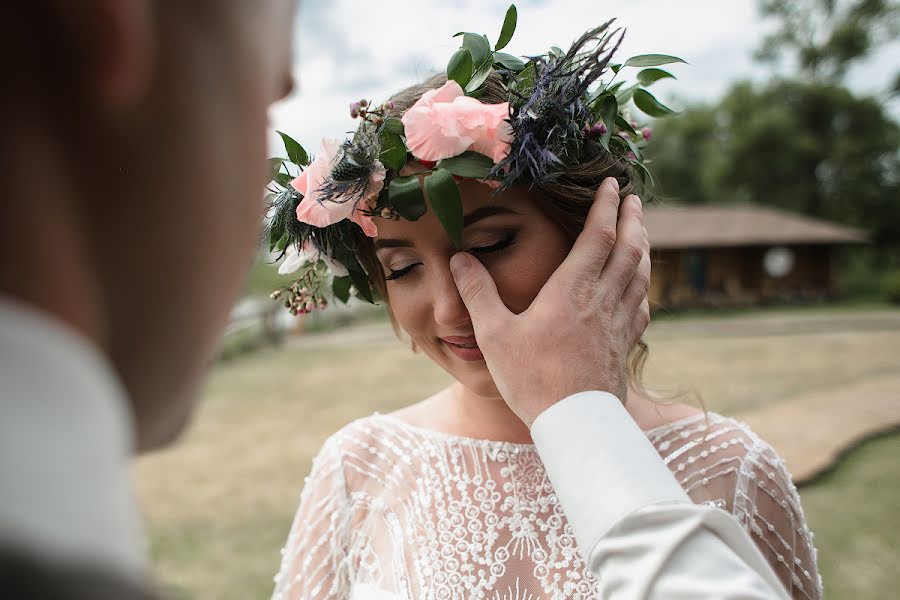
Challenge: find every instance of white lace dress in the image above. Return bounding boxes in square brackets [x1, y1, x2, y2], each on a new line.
[272, 412, 822, 600]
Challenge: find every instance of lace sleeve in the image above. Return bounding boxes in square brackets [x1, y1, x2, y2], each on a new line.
[657, 416, 823, 600]
[272, 435, 353, 600]
[733, 439, 823, 600]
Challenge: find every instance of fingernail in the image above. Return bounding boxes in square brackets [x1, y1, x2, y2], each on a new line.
[633, 195, 642, 208]
[609, 177, 620, 193]
[450, 253, 472, 280]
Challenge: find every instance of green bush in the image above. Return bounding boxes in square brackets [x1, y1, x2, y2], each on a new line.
[883, 271, 900, 305]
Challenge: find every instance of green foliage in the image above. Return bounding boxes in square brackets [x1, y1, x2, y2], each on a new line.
[447, 49, 474, 88]
[623, 54, 687, 68]
[882, 271, 900, 304]
[424, 169, 464, 247]
[495, 5, 517, 51]
[437, 151, 494, 178]
[636, 68, 677, 86]
[378, 130, 407, 171]
[633, 88, 678, 117]
[756, 0, 900, 84]
[276, 131, 308, 166]
[332, 276, 352, 304]
[388, 175, 427, 221]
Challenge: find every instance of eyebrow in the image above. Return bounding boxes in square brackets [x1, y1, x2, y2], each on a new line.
[373, 205, 521, 250]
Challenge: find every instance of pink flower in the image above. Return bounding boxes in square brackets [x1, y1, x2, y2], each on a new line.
[401, 80, 514, 164]
[290, 138, 383, 238]
[642, 126, 652, 141]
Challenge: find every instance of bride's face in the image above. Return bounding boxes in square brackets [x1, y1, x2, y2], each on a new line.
[374, 180, 572, 398]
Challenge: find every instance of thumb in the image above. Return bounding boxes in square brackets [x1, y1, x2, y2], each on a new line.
[449, 252, 507, 335]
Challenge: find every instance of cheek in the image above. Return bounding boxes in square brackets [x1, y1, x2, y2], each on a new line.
[386, 283, 433, 344]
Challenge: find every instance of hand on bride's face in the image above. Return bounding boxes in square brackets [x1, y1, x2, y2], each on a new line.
[374, 180, 572, 398]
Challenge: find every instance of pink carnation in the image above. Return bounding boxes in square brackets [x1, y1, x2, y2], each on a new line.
[401, 80, 514, 164]
[290, 138, 384, 238]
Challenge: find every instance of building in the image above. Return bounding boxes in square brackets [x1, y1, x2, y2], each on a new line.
[645, 204, 867, 309]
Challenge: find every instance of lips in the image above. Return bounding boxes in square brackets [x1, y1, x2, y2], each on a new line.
[440, 335, 484, 362]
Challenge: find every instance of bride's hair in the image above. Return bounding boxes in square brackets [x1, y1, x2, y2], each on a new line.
[357, 71, 655, 399]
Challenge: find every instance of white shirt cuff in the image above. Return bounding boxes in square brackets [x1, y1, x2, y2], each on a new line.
[530, 391, 691, 554]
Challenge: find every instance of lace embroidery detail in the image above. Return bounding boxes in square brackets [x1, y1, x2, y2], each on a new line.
[273, 412, 822, 600]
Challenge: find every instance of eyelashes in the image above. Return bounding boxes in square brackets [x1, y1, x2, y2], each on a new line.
[384, 233, 518, 281]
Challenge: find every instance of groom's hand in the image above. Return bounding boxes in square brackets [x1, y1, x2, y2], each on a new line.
[449, 177, 650, 426]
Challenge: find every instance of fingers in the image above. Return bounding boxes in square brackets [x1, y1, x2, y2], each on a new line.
[619, 218, 651, 319]
[449, 252, 508, 339]
[557, 177, 621, 284]
[628, 298, 651, 350]
[599, 194, 645, 304]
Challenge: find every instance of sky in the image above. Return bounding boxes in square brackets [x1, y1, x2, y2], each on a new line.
[268, 0, 900, 154]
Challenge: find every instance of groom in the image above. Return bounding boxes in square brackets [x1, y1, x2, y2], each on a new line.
[0, 1, 788, 599]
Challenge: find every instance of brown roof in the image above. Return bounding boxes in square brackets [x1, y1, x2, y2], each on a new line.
[644, 204, 867, 250]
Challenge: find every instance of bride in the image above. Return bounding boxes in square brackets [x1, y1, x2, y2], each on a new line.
[267, 14, 821, 600]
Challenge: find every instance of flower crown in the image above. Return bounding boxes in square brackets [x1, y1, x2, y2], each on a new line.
[267, 4, 683, 315]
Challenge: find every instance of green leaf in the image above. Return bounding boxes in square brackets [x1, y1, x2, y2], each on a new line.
[344, 256, 374, 304]
[276, 131, 308, 166]
[596, 93, 617, 151]
[606, 81, 625, 95]
[268, 158, 285, 182]
[447, 48, 474, 88]
[633, 88, 678, 117]
[615, 114, 637, 135]
[623, 54, 686, 68]
[550, 46, 564, 59]
[332, 276, 352, 304]
[465, 59, 493, 94]
[495, 4, 517, 51]
[624, 136, 643, 161]
[437, 151, 495, 179]
[636, 68, 676, 86]
[632, 159, 655, 188]
[610, 63, 622, 74]
[379, 130, 407, 171]
[424, 169, 464, 247]
[461, 33, 491, 66]
[274, 172, 293, 188]
[614, 83, 637, 105]
[382, 118, 404, 136]
[388, 175, 427, 221]
[493, 51, 526, 71]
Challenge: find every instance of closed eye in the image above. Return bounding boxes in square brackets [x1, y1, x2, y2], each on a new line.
[385, 263, 421, 281]
[468, 233, 517, 256]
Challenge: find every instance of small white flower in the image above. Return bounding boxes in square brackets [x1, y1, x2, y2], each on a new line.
[277, 241, 349, 277]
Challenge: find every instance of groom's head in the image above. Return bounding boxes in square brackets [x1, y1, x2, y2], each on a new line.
[0, 1, 298, 450]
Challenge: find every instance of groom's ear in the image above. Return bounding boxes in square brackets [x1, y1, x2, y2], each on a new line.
[51, 0, 157, 114]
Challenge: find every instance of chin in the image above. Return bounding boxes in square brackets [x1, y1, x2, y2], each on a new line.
[457, 365, 503, 400]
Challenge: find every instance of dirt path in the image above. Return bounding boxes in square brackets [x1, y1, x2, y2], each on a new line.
[741, 373, 900, 485]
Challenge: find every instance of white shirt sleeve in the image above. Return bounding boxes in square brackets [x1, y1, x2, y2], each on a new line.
[530, 391, 790, 599]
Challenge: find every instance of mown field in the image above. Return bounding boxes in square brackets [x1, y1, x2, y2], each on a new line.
[134, 307, 900, 599]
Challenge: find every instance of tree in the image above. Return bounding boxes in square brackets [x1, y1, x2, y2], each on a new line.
[756, 0, 900, 85]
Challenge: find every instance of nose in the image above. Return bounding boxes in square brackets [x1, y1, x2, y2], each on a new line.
[431, 262, 471, 330]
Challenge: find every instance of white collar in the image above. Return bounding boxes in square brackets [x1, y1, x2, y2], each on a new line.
[0, 295, 147, 578]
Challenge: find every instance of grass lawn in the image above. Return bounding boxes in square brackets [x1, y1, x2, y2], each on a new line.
[134, 308, 900, 599]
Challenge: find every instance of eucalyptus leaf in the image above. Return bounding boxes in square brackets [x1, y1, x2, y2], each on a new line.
[615, 84, 637, 104]
[437, 151, 494, 179]
[636, 68, 676, 86]
[493, 51, 526, 71]
[382, 118, 404, 136]
[447, 48, 474, 88]
[597, 94, 617, 151]
[344, 256, 374, 304]
[276, 131, 308, 166]
[625, 137, 643, 161]
[615, 115, 636, 135]
[623, 54, 686, 68]
[424, 169, 464, 247]
[462, 33, 491, 67]
[606, 81, 625, 95]
[388, 175, 427, 221]
[379, 130, 407, 171]
[268, 158, 285, 182]
[633, 88, 678, 117]
[610, 63, 622, 74]
[332, 276, 352, 304]
[495, 4, 517, 51]
[632, 159, 655, 188]
[465, 59, 493, 94]
[274, 172, 293, 188]
[550, 46, 564, 59]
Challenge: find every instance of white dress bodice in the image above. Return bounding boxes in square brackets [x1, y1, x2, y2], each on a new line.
[272, 412, 821, 600]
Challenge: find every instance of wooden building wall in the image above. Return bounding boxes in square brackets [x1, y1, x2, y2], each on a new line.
[649, 244, 838, 309]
